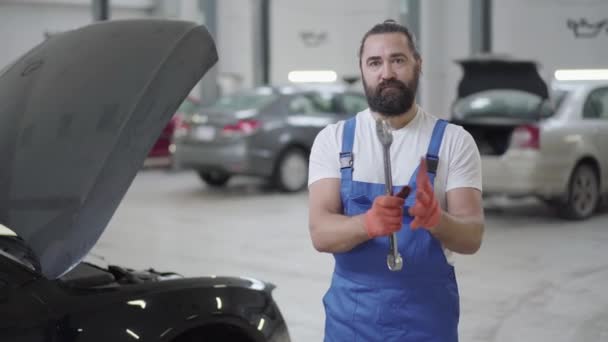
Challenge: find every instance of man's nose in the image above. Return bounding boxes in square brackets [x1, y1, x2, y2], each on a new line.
[380, 62, 396, 79]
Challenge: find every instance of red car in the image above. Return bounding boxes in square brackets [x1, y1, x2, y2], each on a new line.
[145, 96, 200, 167]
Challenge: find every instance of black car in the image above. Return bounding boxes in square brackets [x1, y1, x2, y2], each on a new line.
[0, 19, 290, 342]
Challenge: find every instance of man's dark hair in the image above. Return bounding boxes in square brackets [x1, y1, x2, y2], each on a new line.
[358, 19, 420, 64]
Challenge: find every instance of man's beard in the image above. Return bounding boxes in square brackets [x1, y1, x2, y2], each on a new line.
[363, 69, 420, 117]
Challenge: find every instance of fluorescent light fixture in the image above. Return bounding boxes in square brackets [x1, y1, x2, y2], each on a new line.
[191, 114, 208, 124]
[216, 297, 222, 310]
[127, 300, 146, 309]
[554, 69, 608, 81]
[0, 224, 16, 237]
[257, 318, 266, 331]
[160, 328, 173, 338]
[126, 329, 140, 340]
[288, 70, 338, 83]
[256, 86, 274, 95]
[470, 97, 491, 109]
[240, 276, 266, 290]
[235, 109, 257, 119]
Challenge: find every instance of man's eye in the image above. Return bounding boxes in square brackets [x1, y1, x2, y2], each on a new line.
[394, 58, 406, 64]
[369, 61, 381, 67]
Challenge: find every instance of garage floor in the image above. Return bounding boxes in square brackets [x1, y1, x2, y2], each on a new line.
[92, 169, 608, 342]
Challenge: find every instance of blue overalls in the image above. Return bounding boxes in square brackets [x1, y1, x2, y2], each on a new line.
[323, 117, 459, 341]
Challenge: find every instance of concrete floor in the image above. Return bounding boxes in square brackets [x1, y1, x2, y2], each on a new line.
[92, 169, 608, 342]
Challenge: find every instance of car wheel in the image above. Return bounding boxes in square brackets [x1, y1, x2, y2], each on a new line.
[274, 148, 308, 192]
[198, 170, 231, 187]
[559, 163, 600, 220]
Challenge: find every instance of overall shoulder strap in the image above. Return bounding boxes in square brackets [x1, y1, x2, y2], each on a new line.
[426, 119, 448, 183]
[340, 116, 356, 175]
[339, 116, 356, 196]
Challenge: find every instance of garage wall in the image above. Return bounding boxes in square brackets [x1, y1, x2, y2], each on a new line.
[0, 1, 153, 70]
[270, 0, 400, 89]
[216, 0, 256, 92]
[420, 0, 471, 119]
[493, 0, 608, 81]
[266, 0, 472, 118]
[420, 0, 608, 119]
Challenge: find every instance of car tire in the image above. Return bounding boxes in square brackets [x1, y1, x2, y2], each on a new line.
[273, 147, 308, 193]
[558, 163, 600, 220]
[198, 170, 231, 187]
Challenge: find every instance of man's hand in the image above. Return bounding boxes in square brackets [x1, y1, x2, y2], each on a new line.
[408, 158, 442, 231]
[364, 186, 410, 238]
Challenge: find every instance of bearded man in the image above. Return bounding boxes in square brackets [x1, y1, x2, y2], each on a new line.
[307, 19, 485, 342]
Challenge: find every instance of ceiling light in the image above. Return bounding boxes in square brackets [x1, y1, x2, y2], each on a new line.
[554, 69, 608, 81]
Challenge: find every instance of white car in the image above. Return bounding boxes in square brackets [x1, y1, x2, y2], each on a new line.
[451, 57, 608, 220]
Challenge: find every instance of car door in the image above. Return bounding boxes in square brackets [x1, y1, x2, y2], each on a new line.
[581, 86, 608, 190]
[0, 252, 55, 342]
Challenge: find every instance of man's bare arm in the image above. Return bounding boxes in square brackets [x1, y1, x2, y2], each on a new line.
[433, 187, 485, 254]
[308, 179, 370, 253]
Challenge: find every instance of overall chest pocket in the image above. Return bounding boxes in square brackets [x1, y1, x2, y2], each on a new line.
[345, 194, 373, 216]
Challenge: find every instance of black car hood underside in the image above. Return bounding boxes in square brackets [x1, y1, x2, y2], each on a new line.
[455, 57, 549, 99]
[0, 19, 218, 279]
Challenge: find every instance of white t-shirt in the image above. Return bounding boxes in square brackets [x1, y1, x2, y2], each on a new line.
[308, 106, 482, 264]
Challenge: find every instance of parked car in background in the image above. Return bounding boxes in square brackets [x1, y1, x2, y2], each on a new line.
[172, 84, 368, 192]
[145, 96, 200, 167]
[451, 56, 608, 220]
[0, 19, 290, 342]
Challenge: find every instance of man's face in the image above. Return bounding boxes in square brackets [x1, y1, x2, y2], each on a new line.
[360, 32, 421, 116]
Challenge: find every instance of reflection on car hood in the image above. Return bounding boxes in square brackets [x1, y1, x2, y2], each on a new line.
[455, 57, 549, 99]
[0, 19, 218, 279]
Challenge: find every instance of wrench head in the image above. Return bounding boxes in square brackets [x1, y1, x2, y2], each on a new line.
[375, 118, 393, 146]
[387, 253, 403, 271]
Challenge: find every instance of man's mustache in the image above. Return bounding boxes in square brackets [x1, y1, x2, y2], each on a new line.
[376, 79, 408, 93]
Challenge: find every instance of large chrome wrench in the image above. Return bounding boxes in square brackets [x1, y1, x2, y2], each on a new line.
[375, 118, 403, 271]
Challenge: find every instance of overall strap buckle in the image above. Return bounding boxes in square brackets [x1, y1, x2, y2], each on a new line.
[423, 119, 448, 184]
[340, 152, 354, 170]
[426, 154, 439, 174]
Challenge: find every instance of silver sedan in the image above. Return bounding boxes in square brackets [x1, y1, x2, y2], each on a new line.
[452, 58, 608, 220]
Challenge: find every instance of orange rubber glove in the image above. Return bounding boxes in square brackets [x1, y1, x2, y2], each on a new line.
[408, 158, 442, 230]
[363, 186, 410, 238]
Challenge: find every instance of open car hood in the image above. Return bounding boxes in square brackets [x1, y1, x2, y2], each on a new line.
[0, 19, 218, 279]
[455, 57, 549, 99]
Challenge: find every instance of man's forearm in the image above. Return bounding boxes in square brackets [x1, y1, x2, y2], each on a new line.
[309, 213, 370, 253]
[432, 211, 484, 254]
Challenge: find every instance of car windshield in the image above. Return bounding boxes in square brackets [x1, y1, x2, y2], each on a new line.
[206, 91, 279, 112]
[177, 98, 200, 116]
[453, 89, 560, 119]
[551, 89, 569, 111]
